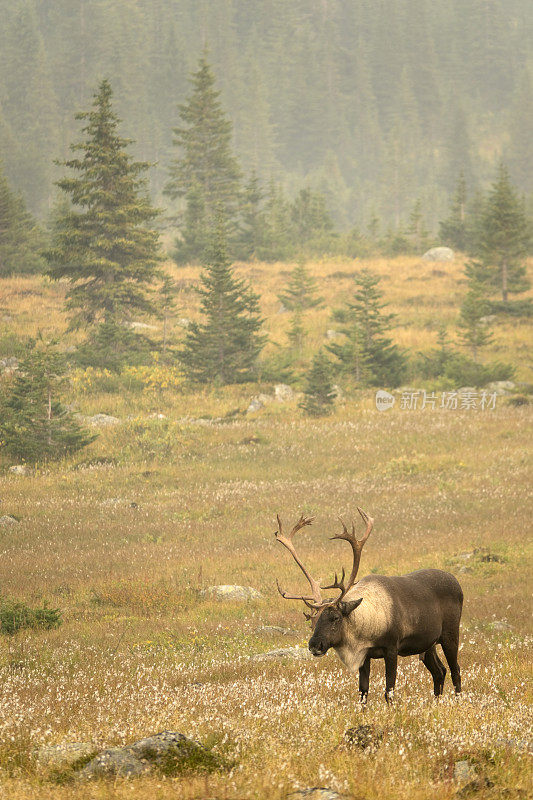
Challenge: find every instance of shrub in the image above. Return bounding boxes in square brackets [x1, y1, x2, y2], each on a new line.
[0, 599, 61, 635]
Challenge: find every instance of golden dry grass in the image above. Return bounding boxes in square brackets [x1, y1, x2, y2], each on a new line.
[0, 258, 532, 799]
[2, 254, 533, 381]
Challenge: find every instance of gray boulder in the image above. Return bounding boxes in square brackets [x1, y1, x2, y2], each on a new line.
[489, 620, 512, 632]
[86, 414, 121, 427]
[274, 383, 294, 402]
[77, 731, 220, 780]
[8, 465, 29, 475]
[35, 742, 95, 769]
[325, 329, 338, 340]
[485, 380, 516, 395]
[453, 760, 477, 784]
[0, 356, 19, 373]
[253, 646, 313, 662]
[202, 585, 262, 601]
[247, 394, 272, 413]
[0, 515, 18, 526]
[287, 790, 348, 800]
[422, 246, 454, 262]
[126, 321, 158, 332]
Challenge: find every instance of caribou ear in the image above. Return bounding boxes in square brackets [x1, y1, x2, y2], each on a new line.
[339, 597, 363, 617]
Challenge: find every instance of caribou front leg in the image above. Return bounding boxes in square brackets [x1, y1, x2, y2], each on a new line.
[359, 654, 371, 705]
[384, 648, 398, 704]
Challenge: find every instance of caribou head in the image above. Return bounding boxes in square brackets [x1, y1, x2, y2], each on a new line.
[274, 509, 373, 656]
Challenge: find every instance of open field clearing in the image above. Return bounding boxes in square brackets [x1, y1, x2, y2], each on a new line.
[0, 258, 532, 799]
[2, 255, 533, 383]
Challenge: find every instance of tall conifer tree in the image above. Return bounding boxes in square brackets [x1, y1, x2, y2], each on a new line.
[46, 79, 162, 332]
[165, 57, 241, 263]
[0, 161, 43, 276]
[466, 164, 530, 303]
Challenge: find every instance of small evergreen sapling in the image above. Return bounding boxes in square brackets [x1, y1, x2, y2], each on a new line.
[0, 339, 95, 463]
[179, 229, 265, 384]
[328, 270, 405, 387]
[278, 262, 324, 311]
[457, 283, 493, 362]
[300, 351, 335, 417]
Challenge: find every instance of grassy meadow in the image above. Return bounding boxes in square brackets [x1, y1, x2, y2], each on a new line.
[0, 255, 532, 799]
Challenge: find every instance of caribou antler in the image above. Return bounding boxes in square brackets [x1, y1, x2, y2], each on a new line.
[324, 507, 374, 601]
[274, 515, 324, 610]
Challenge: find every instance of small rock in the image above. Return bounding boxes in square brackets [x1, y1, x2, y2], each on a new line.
[422, 246, 454, 262]
[455, 777, 494, 797]
[176, 317, 191, 328]
[258, 625, 296, 636]
[479, 314, 497, 324]
[35, 742, 95, 769]
[489, 620, 512, 632]
[147, 413, 167, 420]
[287, 789, 348, 800]
[253, 646, 313, 661]
[277, 303, 288, 314]
[344, 724, 384, 749]
[0, 515, 18, 526]
[453, 760, 477, 784]
[457, 566, 473, 574]
[485, 380, 516, 395]
[86, 414, 120, 427]
[0, 356, 19, 372]
[8, 465, 29, 475]
[201, 585, 263, 601]
[480, 552, 506, 563]
[125, 321, 158, 331]
[494, 737, 532, 754]
[325, 329, 338, 340]
[247, 394, 272, 413]
[274, 384, 294, 402]
[457, 552, 474, 561]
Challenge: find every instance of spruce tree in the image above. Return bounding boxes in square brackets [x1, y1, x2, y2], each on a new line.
[466, 164, 531, 303]
[160, 274, 179, 357]
[300, 351, 335, 417]
[327, 270, 405, 387]
[0, 339, 95, 463]
[439, 173, 469, 251]
[278, 262, 324, 311]
[46, 79, 162, 332]
[237, 173, 268, 261]
[0, 162, 44, 276]
[287, 308, 306, 351]
[406, 199, 430, 253]
[165, 56, 241, 263]
[457, 283, 493, 362]
[180, 228, 265, 384]
[291, 188, 335, 253]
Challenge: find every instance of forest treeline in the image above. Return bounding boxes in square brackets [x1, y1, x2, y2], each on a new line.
[0, 0, 531, 230]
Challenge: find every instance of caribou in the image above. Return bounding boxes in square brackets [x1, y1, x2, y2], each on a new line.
[274, 510, 463, 703]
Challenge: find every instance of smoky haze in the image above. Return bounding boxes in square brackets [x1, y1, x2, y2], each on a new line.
[0, 0, 531, 228]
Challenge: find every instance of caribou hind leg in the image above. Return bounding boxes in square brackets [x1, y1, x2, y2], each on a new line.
[419, 644, 447, 696]
[440, 635, 461, 694]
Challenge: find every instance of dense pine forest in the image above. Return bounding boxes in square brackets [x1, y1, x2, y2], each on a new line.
[0, 0, 531, 230]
